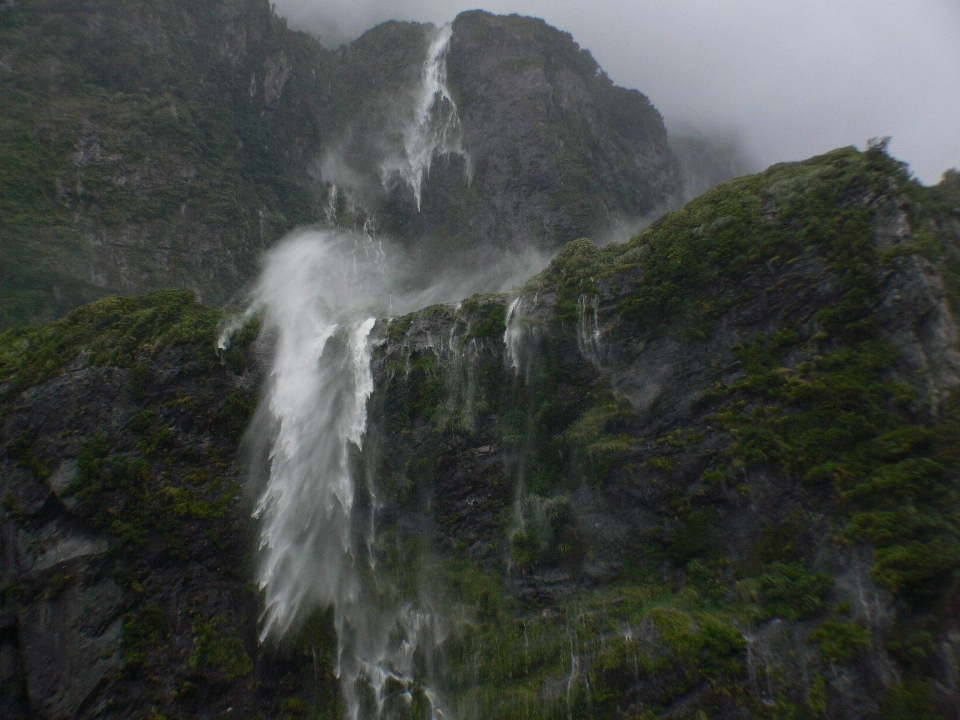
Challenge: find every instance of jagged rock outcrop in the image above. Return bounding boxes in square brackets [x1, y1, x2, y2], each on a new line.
[4, 148, 959, 719]
[446, 11, 678, 247]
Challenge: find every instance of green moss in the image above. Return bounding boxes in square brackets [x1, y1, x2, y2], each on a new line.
[0, 290, 219, 397]
[809, 618, 871, 663]
[123, 603, 169, 668]
[190, 617, 253, 680]
[756, 562, 833, 621]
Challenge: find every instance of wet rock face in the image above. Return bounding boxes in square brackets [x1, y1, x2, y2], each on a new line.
[366, 150, 960, 718]
[2, 2, 691, 330]
[0, 0, 334, 329]
[3, 150, 960, 719]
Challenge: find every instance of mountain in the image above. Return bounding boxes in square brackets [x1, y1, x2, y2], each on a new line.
[0, 0, 691, 330]
[4, 146, 960, 719]
[0, 0, 332, 329]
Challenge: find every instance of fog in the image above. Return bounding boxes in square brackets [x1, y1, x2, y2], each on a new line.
[274, 0, 960, 185]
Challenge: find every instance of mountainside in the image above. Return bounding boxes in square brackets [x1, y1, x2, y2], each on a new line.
[0, 0, 331, 329]
[4, 147, 960, 719]
[318, 11, 680, 263]
[1, 0, 688, 330]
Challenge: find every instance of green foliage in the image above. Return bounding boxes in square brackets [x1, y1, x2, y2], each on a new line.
[0, 290, 218, 396]
[442, 576, 748, 720]
[123, 604, 169, 668]
[509, 494, 584, 571]
[880, 679, 944, 720]
[7, 433, 51, 480]
[461, 296, 507, 340]
[365, 144, 960, 717]
[756, 562, 833, 621]
[217, 391, 258, 443]
[0, 0, 325, 328]
[809, 619, 872, 663]
[190, 617, 253, 680]
[668, 509, 721, 565]
[67, 430, 236, 551]
[70, 433, 155, 544]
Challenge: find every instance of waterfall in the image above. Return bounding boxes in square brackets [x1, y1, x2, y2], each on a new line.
[381, 23, 469, 210]
[243, 231, 384, 643]
[225, 230, 448, 720]
[576, 295, 602, 366]
[504, 295, 542, 383]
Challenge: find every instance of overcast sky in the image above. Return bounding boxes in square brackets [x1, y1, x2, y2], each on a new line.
[273, 0, 960, 185]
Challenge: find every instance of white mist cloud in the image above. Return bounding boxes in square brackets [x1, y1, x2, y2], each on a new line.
[274, 0, 960, 185]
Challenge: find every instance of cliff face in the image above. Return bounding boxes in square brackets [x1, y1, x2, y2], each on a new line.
[0, 293, 341, 718]
[6, 148, 959, 719]
[309, 12, 681, 276]
[445, 11, 677, 248]
[1, 2, 686, 329]
[0, 0, 332, 329]
[365, 147, 960, 719]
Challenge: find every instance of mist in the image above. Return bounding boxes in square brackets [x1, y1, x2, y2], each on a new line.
[274, 0, 960, 186]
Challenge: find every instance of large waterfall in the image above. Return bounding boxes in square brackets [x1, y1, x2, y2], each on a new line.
[235, 231, 449, 720]
[221, 21, 561, 719]
[231, 25, 477, 720]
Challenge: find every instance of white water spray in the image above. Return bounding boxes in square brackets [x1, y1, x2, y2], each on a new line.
[244, 232, 385, 643]
[504, 296, 542, 382]
[381, 23, 469, 210]
[226, 230, 451, 720]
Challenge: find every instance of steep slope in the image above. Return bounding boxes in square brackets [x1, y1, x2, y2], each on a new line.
[318, 12, 681, 268]
[0, 0, 332, 329]
[364, 145, 960, 719]
[0, 292, 340, 718]
[1, 3, 690, 330]
[6, 147, 953, 719]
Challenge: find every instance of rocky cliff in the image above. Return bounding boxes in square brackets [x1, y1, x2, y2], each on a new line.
[0, 0, 332, 328]
[1, 1, 690, 329]
[3, 147, 960, 718]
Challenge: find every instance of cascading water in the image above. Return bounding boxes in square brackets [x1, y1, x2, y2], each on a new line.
[215, 23, 558, 720]
[381, 23, 469, 209]
[576, 295, 602, 366]
[503, 295, 541, 383]
[222, 230, 450, 720]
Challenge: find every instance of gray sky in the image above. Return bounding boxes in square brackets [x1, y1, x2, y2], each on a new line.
[273, 0, 960, 185]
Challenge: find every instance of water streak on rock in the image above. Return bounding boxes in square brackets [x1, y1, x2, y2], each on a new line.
[381, 23, 469, 210]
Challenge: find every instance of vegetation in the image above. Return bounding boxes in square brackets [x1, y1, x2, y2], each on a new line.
[373, 145, 960, 718]
[0, 0, 327, 329]
[5, 143, 960, 718]
[0, 289, 219, 395]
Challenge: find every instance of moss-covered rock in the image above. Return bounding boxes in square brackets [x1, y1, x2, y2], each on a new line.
[4, 146, 960, 719]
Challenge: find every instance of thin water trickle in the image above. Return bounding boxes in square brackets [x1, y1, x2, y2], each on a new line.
[576, 294, 602, 366]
